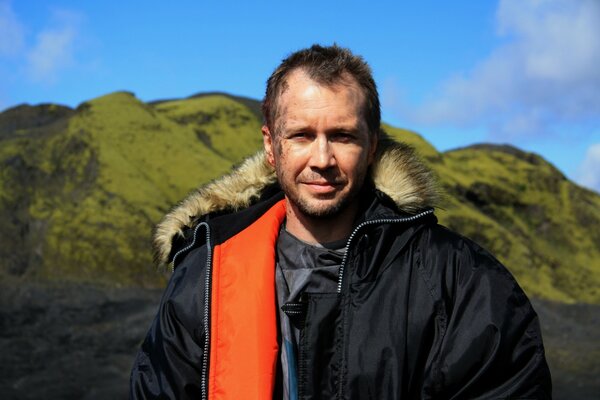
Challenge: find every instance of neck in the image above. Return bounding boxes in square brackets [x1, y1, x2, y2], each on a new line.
[284, 200, 359, 245]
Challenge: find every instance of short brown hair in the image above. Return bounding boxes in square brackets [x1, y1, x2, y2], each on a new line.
[262, 44, 380, 136]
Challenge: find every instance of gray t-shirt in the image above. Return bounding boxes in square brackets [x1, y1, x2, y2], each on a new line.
[275, 226, 346, 400]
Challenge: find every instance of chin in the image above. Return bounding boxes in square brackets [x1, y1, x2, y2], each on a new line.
[295, 197, 351, 219]
[285, 182, 363, 220]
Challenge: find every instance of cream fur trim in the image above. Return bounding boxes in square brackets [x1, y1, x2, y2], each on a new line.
[153, 135, 439, 267]
[371, 137, 440, 214]
[153, 151, 276, 267]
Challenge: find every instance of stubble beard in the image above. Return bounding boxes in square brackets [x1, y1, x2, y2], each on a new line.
[278, 167, 367, 220]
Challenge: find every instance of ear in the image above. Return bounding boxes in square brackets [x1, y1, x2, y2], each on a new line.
[262, 125, 276, 167]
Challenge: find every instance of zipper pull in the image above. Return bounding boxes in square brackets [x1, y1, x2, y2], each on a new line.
[281, 301, 307, 329]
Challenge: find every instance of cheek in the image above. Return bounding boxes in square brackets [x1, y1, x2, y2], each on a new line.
[276, 143, 308, 171]
[339, 149, 370, 174]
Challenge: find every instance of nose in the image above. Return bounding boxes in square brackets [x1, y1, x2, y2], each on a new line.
[308, 135, 336, 170]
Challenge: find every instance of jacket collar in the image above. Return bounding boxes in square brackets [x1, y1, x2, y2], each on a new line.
[153, 134, 440, 267]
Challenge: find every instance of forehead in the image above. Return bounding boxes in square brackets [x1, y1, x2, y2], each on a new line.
[275, 70, 366, 127]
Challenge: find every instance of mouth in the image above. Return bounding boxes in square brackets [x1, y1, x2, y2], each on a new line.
[302, 181, 342, 194]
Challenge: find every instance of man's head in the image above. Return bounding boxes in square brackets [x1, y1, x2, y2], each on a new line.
[262, 44, 380, 138]
[261, 45, 380, 231]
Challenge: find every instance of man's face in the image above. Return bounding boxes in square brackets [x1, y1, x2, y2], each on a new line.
[262, 70, 377, 219]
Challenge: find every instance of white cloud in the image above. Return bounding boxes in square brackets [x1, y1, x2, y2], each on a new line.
[408, 0, 600, 140]
[577, 143, 600, 193]
[25, 9, 83, 83]
[0, 1, 25, 57]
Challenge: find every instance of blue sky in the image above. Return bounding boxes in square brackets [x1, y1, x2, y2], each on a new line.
[2, 0, 599, 192]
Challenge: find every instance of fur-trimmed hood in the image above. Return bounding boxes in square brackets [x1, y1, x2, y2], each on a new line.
[153, 135, 440, 268]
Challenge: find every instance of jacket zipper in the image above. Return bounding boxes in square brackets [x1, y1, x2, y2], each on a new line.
[334, 208, 433, 399]
[335, 208, 433, 400]
[171, 221, 208, 272]
[336, 208, 434, 293]
[170, 222, 213, 400]
[200, 223, 212, 400]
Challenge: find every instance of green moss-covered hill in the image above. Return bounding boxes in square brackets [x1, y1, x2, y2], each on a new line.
[1, 92, 598, 303]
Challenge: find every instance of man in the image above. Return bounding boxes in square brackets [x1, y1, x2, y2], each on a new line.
[131, 44, 552, 399]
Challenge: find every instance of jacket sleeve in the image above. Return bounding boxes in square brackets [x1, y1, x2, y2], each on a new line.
[130, 245, 209, 400]
[422, 229, 552, 399]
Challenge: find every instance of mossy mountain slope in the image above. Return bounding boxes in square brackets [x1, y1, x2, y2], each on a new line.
[0, 92, 598, 302]
[435, 145, 600, 303]
[0, 92, 261, 287]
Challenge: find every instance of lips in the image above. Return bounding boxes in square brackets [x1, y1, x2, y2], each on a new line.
[302, 181, 342, 194]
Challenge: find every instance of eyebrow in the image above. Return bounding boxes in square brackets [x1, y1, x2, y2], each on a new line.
[284, 118, 362, 131]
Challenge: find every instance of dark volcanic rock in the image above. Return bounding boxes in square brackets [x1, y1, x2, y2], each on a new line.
[0, 281, 598, 399]
[0, 280, 161, 400]
[532, 299, 600, 400]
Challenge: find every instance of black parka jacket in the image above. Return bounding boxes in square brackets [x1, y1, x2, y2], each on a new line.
[131, 139, 552, 399]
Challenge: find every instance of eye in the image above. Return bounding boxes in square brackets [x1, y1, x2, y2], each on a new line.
[288, 131, 313, 141]
[332, 132, 355, 142]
